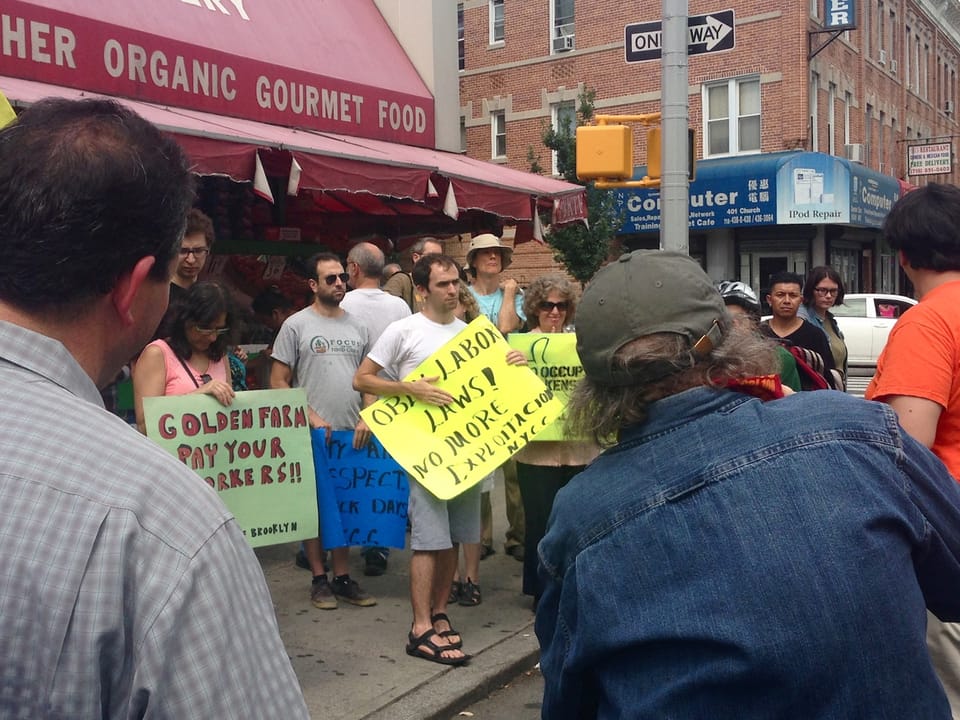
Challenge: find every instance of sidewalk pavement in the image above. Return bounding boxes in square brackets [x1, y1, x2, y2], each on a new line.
[255, 485, 542, 720]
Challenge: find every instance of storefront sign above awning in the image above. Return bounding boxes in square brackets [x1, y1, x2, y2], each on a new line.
[3, 0, 435, 146]
[1, 75, 587, 228]
[615, 151, 900, 233]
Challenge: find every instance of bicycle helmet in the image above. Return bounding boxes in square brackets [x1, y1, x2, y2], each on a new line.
[717, 281, 762, 317]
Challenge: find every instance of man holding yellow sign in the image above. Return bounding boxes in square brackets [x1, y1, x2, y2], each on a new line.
[354, 254, 545, 666]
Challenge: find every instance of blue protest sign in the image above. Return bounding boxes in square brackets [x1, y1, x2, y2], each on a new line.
[311, 429, 410, 550]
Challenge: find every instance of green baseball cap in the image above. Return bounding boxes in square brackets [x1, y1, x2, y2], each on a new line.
[576, 250, 726, 386]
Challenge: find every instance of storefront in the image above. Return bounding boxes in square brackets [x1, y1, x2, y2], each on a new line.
[2, 0, 587, 272]
[615, 151, 902, 295]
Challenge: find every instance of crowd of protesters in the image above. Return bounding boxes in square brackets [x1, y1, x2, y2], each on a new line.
[10, 98, 960, 717]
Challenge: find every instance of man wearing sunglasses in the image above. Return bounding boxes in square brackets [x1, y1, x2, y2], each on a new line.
[271, 252, 377, 611]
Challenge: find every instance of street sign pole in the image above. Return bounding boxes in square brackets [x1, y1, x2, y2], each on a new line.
[660, 0, 689, 253]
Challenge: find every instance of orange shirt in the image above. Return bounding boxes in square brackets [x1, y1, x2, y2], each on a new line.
[866, 281, 960, 477]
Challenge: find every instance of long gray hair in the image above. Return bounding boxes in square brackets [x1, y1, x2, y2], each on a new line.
[565, 320, 780, 445]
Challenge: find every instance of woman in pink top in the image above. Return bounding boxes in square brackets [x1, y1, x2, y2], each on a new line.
[134, 281, 236, 433]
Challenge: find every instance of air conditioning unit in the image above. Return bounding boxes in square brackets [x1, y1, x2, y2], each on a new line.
[890, 59, 898, 75]
[552, 34, 575, 52]
[845, 143, 864, 162]
[878, 48, 887, 65]
[946, 100, 955, 114]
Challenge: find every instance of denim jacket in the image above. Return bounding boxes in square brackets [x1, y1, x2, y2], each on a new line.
[536, 387, 960, 719]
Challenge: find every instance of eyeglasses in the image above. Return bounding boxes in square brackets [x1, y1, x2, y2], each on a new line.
[539, 301, 570, 312]
[321, 272, 350, 285]
[193, 326, 230, 336]
[179, 247, 209, 258]
[813, 287, 839, 296]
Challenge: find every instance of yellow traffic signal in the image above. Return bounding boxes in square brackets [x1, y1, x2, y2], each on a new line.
[575, 124, 633, 180]
[645, 126, 661, 181]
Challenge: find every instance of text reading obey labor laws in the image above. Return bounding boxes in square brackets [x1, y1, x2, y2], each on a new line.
[144, 389, 318, 548]
[361, 316, 563, 500]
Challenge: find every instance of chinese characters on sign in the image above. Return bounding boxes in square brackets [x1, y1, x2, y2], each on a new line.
[907, 143, 953, 177]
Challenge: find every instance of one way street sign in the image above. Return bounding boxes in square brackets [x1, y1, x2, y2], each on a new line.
[625, 9, 735, 63]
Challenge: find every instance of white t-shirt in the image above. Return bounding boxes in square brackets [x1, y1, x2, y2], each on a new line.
[340, 288, 411, 344]
[368, 313, 466, 380]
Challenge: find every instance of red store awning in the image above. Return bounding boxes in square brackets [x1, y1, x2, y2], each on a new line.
[6, 0, 436, 146]
[2, 75, 587, 231]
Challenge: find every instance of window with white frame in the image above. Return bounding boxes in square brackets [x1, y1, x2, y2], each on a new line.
[551, 101, 576, 175]
[551, 0, 575, 54]
[489, 0, 504, 44]
[491, 110, 506, 158]
[704, 77, 761, 156]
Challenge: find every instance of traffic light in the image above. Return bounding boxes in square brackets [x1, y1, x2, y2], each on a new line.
[575, 124, 633, 180]
[645, 126, 661, 181]
[644, 127, 696, 182]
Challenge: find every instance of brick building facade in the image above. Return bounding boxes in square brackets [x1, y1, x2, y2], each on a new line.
[457, 0, 960, 294]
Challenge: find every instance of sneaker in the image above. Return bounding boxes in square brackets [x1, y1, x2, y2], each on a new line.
[310, 576, 337, 610]
[363, 549, 388, 577]
[331, 575, 377, 607]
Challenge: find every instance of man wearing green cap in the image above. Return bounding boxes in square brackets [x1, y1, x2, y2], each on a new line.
[536, 249, 960, 719]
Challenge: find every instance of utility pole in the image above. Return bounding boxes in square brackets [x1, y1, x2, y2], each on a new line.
[660, 0, 689, 253]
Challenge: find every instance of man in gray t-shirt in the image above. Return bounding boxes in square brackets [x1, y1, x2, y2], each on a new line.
[271, 252, 377, 611]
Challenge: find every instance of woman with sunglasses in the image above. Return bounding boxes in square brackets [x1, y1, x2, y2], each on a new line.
[134, 281, 237, 433]
[513, 274, 599, 610]
[798, 265, 848, 389]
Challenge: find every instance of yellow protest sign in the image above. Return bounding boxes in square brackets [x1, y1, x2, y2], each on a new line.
[507, 332, 585, 441]
[361, 316, 564, 500]
[0, 91, 16, 129]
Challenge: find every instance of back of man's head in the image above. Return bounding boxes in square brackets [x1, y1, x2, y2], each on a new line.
[347, 242, 385, 280]
[0, 98, 193, 313]
[568, 251, 778, 442]
[883, 183, 960, 272]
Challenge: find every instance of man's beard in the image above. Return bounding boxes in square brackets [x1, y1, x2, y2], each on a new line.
[317, 292, 342, 308]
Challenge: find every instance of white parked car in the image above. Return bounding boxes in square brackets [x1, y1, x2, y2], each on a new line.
[830, 293, 917, 366]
